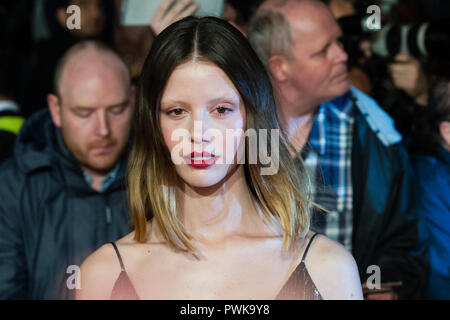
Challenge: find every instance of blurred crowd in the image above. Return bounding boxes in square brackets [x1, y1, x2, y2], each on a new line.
[2, 0, 448, 152]
[0, 0, 449, 300]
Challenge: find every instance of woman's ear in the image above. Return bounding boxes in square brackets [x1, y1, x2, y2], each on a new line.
[47, 94, 62, 128]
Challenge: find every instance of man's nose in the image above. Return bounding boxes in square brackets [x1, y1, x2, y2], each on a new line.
[96, 112, 111, 137]
[334, 42, 348, 63]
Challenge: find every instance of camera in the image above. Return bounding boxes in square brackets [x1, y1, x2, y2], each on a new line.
[371, 20, 450, 59]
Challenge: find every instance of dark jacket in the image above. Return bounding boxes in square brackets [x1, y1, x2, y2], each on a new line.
[411, 147, 450, 299]
[0, 109, 133, 299]
[348, 88, 428, 299]
[0, 130, 16, 163]
[0, 103, 25, 164]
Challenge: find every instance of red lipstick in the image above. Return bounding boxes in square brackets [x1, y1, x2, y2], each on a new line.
[186, 152, 217, 169]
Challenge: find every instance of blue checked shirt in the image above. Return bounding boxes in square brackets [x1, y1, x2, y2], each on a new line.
[301, 92, 355, 251]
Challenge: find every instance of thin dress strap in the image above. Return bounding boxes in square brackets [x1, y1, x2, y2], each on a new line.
[301, 232, 320, 263]
[110, 242, 125, 272]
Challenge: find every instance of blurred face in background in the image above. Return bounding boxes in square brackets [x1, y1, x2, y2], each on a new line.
[57, 0, 105, 38]
[327, 0, 356, 19]
[282, 1, 350, 107]
[438, 82, 450, 151]
[112, 0, 155, 78]
[223, 2, 246, 35]
[48, 49, 134, 175]
[441, 120, 450, 151]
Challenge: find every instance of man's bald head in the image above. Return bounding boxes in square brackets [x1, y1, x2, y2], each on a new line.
[54, 41, 130, 99]
[257, 0, 327, 15]
[48, 40, 135, 181]
[249, 0, 331, 68]
[277, 0, 334, 30]
[249, 0, 349, 113]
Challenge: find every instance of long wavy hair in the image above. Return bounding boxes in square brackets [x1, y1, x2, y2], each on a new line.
[127, 16, 312, 253]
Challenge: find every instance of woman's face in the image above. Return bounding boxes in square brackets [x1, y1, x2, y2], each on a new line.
[159, 61, 246, 188]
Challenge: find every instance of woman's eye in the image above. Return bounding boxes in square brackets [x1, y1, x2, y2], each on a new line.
[167, 108, 185, 116]
[215, 106, 233, 116]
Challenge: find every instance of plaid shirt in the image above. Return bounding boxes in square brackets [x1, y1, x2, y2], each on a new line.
[301, 93, 355, 251]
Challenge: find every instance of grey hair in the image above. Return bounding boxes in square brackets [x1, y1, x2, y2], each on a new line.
[247, 5, 294, 69]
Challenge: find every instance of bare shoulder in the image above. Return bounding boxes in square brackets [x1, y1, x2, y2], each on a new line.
[305, 233, 363, 300]
[76, 238, 130, 300]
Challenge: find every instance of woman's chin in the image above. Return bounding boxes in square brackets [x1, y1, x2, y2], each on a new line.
[176, 164, 242, 192]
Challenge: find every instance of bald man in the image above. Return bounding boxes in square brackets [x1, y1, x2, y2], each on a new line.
[0, 41, 135, 299]
[248, 0, 428, 299]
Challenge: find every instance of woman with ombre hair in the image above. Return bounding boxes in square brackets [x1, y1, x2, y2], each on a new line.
[76, 16, 362, 300]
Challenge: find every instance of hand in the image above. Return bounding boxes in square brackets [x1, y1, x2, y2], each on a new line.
[388, 53, 428, 105]
[365, 290, 399, 300]
[151, 0, 199, 36]
[362, 281, 401, 300]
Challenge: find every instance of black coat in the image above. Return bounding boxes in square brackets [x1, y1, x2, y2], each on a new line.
[349, 89, 429, 299]
[0, 109, 24, 164]
[0, 130, 16, 164]
[0, 109, 132, 299]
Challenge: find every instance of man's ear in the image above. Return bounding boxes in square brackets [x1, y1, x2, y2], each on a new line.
[48, 94, 62, 128]
[268, 55, 290, 83]
[440, 121, 450, 148]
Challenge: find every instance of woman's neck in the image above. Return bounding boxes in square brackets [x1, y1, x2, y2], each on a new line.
[175, 166, 269, 245]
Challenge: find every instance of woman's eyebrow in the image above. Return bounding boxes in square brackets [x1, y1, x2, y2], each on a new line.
[206, 97, 239, 105]
[160, 100, 188, 108]
[161, 96, 239, 108]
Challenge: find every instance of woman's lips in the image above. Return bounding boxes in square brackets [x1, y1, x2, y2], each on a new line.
[185, 152, 218, 169]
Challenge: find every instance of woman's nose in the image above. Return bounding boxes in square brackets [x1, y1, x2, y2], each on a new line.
[189, 120, 213, 145]
[187, 109, 215, 144]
